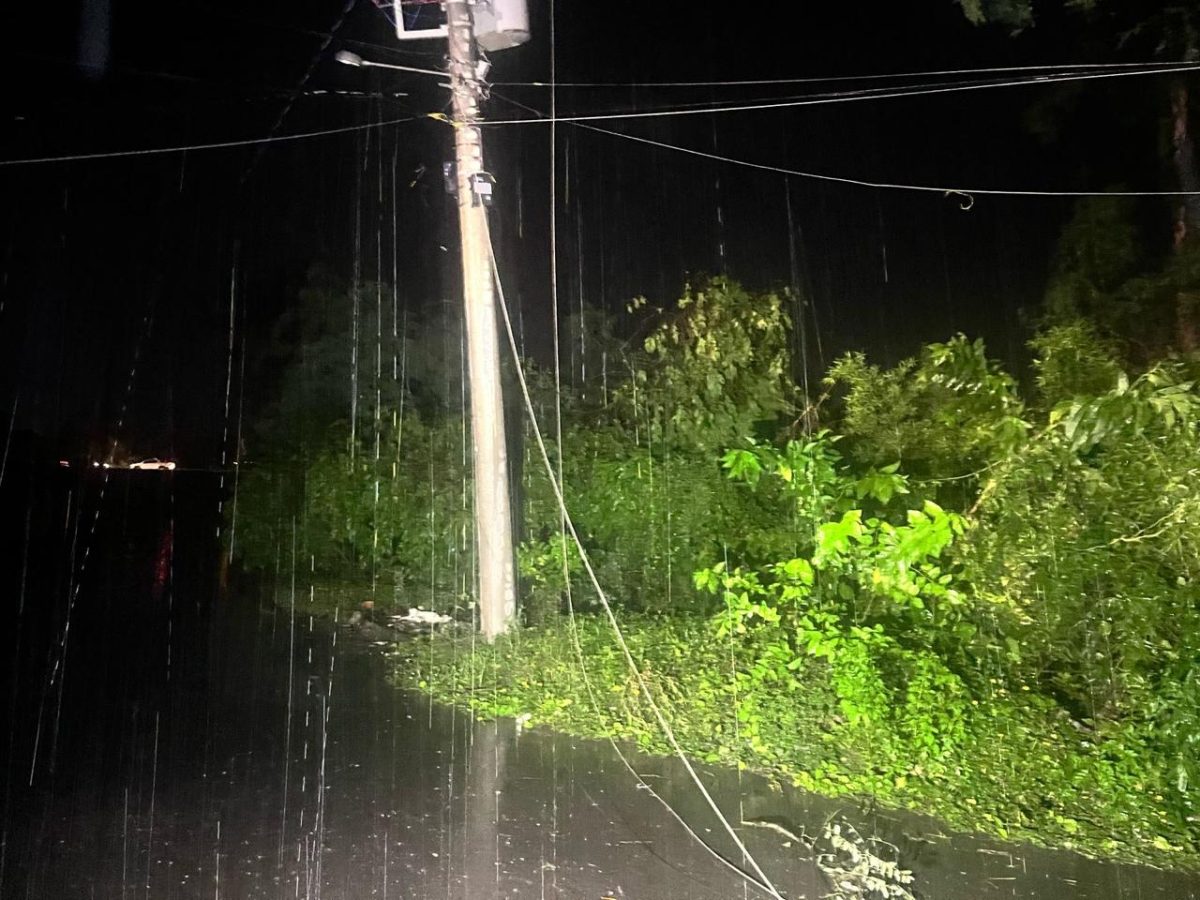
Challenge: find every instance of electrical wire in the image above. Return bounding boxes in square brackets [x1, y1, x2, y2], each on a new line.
[0, 116, 418, 167]
[490, 91, 1200, 200]
[6, 50, 410, 104]
[191, 1, 443, 58]
[495, 58, 1200, 88]
[548, 0, 571, 698]
[487, 62, 1184, 126]
[483, 61, 1200, 125]
[489, 73, 1073, 120]
[12, 60, 1199, 200]
[580, 123, 1200, 200]
[483, 219, 788, 900]
[240, 0, 360, 184]
[9, 52, 1195, 171]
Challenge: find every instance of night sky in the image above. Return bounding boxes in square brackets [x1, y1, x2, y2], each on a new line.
[0, 0, 1178, 465]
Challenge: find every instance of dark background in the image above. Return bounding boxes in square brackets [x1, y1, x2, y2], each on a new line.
[0, 0, 1175, 466]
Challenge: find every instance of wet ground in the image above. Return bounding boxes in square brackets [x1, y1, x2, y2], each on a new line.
[2, 466, 1199, 899]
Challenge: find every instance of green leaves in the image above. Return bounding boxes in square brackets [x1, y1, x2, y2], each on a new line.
[813, 510, 866, 566]
[697, 426, 978, 773]
[826, 336, 1028, 494]
[716, 432, 966, 622]
[1052, 362, 1200, 452]
[854, 462, 908, 504]
[518, 535, 582, 626]
[721, 447, 763, 486]
[614, 277, 794, 452]
[779, 557, 814, 585]
[955, 0, 1034, 30]
[243, 267, 1200, 861]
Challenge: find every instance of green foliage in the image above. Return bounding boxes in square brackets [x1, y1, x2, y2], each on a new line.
[954, 0, 1097, 32]
[1042, 199, 1178, 358]
[1048, 199, 1145, 300]
[517, 533, 580, 626]
[958, 0, 1200, 356]
[394, 611, 1194, 867]
[233, 268, 463, 584]
[299, 414, 472, 595]
[1029, 320, 1123, 401]
[239, 275, 796, 614]
[696, 433, 971, 766]
[962, 350, 1200, 820]
[242, 266, 1200, 865]
[520, 425, 779, 613]
[826, 336, 1027, 487]
[956, 0, 1034, 31]
[510, 278, 799, 613]
[1042, 200, 1200, 363]
[400, 319, 1200, 864]
[236, 400, 473, 603]
[615, 276, 793, 451]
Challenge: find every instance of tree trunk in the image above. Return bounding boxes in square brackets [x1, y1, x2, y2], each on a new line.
[1171, 80, 1200, 352]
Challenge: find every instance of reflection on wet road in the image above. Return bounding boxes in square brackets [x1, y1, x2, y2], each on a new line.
[2, 476, 1198, 899]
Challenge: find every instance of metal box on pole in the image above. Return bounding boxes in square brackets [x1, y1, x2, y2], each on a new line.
[392, 0, 530, 50]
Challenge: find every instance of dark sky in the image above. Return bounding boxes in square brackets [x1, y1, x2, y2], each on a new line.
[0, 0, 1178, 462]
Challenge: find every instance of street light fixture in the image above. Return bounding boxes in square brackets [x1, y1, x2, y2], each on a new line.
[333, 50, 444, 78]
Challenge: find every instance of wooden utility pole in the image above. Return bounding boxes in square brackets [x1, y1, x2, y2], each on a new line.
[445, 0, 516, 640]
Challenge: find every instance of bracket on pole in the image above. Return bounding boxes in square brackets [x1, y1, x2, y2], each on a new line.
[469, 172, 497, 207]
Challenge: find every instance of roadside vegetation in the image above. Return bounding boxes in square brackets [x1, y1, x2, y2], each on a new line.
[233, 211, 1200, 868]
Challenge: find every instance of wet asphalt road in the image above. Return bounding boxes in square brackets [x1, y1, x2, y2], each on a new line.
[2, 467, 1199, 899]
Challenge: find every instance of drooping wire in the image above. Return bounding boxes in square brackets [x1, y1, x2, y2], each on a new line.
[190, 3, 442, 59]
[0, 116, 418, 167]
[227, 301, 248, 564]
[494, 58, 1200, 88]
[9, 58, 1195, 169]
[541, 9, 570, 886]
[491, 71, 1155, 121]
[548, 0, 575, 641]
[216, 243, 239, 541]
[240, 0, 360, 184]
[32, 299, 156, 787]
[390, 123, 408, 614]
[485, 221, 788, 900]
[373, 97, 386, 598]
[483, 61, 1200, 126]
[0, 391, 17, 491]
[489, 90, 1200, 201]
[9, 57, 1197, 178]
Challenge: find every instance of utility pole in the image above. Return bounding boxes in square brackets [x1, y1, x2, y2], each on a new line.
[445, 0, 516, 640]
[344, 1, 525, 640]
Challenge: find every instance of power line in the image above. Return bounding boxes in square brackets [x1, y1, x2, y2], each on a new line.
[584, 124, 1200, 199]
[241, 0, 360, 184]
[0, 116, 418, 167]
[486, 220, 789, 900]
[7, 50, 409, 103]
[490, 91, 1200, 199]
[10, 59, 1197, 177]
[191, 2, 444, 59]
[483, 62, 1200, 125]
[534, 22, 780, 894]
[486, 70, 1139, 122]
[495, 58, 1200, 88]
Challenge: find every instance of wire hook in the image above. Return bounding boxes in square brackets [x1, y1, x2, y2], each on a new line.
[946, 190, 975, 210]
